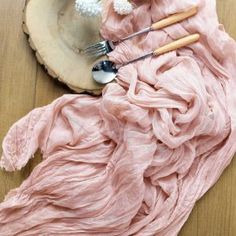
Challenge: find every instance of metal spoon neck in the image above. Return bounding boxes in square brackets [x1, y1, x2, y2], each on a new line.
[121, 51, 153, 67]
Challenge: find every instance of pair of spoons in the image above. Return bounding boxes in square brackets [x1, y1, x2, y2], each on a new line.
[92, 33, 200, 84]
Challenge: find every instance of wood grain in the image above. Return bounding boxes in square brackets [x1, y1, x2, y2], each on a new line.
[23, 0, 104, 94]
[0, 0, 235, 235]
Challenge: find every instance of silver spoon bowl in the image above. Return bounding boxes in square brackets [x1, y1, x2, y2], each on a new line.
[92, 60, 118, 84]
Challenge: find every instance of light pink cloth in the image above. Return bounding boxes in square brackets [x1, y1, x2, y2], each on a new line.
[0, 0, 236, 235]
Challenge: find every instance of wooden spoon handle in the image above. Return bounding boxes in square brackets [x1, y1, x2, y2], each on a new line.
[153, 34, 200, 56]
[151, 7, 198, 31]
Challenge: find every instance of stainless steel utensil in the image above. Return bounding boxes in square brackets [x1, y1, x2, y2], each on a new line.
[84, 6, 198, 57]
[92, 34, 200, 84]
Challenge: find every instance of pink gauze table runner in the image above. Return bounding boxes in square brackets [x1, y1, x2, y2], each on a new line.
[0, 0, 236, 235]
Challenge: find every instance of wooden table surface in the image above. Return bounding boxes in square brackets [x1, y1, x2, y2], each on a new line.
[0, 0, 235, 235]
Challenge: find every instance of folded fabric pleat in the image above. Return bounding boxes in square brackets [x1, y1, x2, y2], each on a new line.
[1, 0, 236, 235]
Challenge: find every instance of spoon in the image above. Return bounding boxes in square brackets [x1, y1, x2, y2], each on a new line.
[92, 34, 200, 84]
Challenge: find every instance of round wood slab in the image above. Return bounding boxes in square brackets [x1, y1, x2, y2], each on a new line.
[23, 0, 106, 94]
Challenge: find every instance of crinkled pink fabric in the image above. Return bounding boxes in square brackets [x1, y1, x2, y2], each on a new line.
[1, 0, 236, 235]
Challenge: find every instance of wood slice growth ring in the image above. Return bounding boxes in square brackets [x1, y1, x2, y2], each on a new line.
[23, 0, 105, 94]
